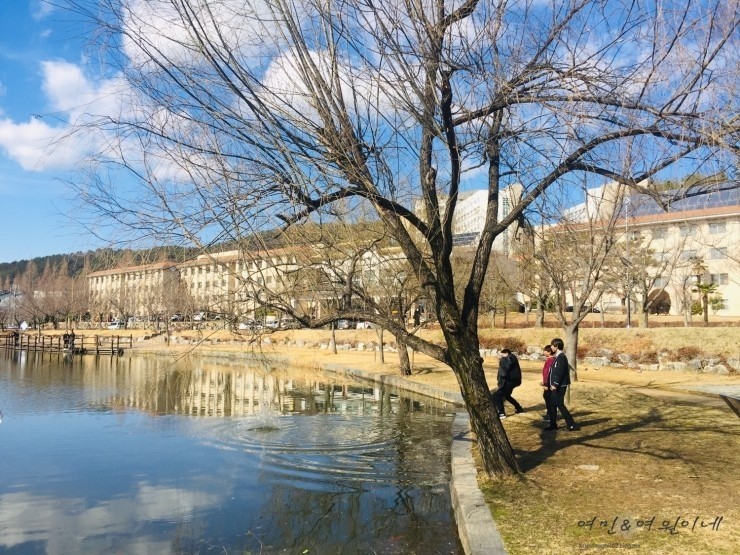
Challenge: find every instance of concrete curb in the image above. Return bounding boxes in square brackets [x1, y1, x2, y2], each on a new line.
[319, 363, 465, 406]
[450, 413, 508, 555]
[318, 363, 507, 555]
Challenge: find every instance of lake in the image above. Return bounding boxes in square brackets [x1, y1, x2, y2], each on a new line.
[0, 350, 463, 554]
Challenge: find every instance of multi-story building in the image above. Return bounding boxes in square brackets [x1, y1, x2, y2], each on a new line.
[618, 185, 740, 317]
[87, 261, 179, 321]
[85, 182, 740, 321]
[551, 182, 740, 317]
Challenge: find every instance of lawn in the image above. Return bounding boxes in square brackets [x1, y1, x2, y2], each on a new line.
[477, 375, 739, 555]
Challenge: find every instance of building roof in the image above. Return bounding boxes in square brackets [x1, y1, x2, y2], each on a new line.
[87, 261, 178, 278]
[628, 185, 740, 219]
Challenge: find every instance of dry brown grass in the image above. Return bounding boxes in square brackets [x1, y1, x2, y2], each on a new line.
[479, 378, 740, 555]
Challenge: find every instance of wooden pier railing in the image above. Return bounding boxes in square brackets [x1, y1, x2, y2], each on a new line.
[2, 333, 133, 356]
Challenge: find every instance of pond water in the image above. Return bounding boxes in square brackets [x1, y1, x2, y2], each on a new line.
[0, 351, 463, 554]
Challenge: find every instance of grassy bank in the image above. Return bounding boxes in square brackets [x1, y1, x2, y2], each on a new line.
[478, 377, 740, 555]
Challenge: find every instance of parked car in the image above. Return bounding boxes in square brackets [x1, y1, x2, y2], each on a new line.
[355, 321, 375, 329]
[170, 314, 184, 322]
[108, 320, 125, 330]
[193, 311, 206, 322]
[279, 318, 301, 329]
[565, 305, 601, 313]
[336, 319, 351, 329]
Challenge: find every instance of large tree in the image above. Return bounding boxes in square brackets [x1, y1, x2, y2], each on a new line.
[65, 0, 738, 476]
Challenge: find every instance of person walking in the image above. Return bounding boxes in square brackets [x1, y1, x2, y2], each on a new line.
[541, 345, 556, 422]
[546, 338, 580, 431]
[492, 348, 524, 418]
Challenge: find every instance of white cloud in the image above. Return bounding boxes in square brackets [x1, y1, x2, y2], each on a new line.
[0, 484, 222, 554]
[31, 0, 54, 21]
[0, 117, 66, 171]
[0, 60, 136, 172]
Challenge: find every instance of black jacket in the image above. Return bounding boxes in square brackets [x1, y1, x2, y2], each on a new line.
[550, 351, 571, 388]
[497, 354, 522, 388]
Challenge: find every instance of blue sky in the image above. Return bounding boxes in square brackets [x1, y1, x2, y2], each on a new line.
[0, 1, 100, 264]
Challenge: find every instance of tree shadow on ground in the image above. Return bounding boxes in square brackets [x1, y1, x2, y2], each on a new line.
[515, 407, 672, 473]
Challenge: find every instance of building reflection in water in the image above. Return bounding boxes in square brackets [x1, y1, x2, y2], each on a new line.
[1, 350, 462, 554]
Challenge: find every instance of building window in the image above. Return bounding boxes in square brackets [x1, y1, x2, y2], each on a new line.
[680, 225, 697, 237]
[681, 250, 697, 261]
[652, 228, 667, 240]
[709, 247, 727, 260]
[708, 222, 726, 234]
[654, 276, 669, 288]
[709, 273, 729, 285]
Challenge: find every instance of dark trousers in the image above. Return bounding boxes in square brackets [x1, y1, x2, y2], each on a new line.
[493, 382, 523, 415]
[544, 389, 557, 420]
[549, 386, 576, 428]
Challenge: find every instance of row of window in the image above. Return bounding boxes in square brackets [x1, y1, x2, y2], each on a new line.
[654, 273, 730, 288]
[648, 220, 728, 240]
[679, 247, 728, 261]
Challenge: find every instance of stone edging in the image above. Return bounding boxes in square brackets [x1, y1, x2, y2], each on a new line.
[451, 413, 508, 555]
[317, 363, 507, 555]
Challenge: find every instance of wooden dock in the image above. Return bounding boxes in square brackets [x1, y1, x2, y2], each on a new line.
[2, 333, 132, 356]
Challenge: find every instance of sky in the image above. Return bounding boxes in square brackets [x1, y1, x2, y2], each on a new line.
[0, 1, 101, 264]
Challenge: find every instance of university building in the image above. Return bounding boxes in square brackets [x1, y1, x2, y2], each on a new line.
[86, 183, 740, 321]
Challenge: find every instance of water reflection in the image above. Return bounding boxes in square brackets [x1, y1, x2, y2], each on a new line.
[0, 351, 462, 554]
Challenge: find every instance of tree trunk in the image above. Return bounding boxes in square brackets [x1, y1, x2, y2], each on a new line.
[331, 323, 337, 354]
[703, 294, 709, 324]
[445, 330, 519, 477]
[535, 298, 545, 328]
[376, 328, 385, 364]
[640, 308, 649, 328]
[564, 324, 579, 381]
[398, 340, 412, 376]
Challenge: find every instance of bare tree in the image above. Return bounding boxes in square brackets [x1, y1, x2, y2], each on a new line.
[533, 182, 626, 373]
[64, 0, 739, 476]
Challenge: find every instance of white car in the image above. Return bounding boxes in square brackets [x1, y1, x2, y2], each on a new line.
[108, 320, 125, 330]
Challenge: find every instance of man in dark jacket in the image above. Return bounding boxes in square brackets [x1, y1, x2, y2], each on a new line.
[546, 338, 580, 431]
[492, 349, 525, 418]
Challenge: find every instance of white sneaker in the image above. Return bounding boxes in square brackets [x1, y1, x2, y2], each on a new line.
[498, 414, 507, 419]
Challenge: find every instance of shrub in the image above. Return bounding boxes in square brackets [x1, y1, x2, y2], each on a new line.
[491, 336, 527, 353]
[675, 346, 702, 360]
[636, 350, 659, 364]
[577, 345, 590, 359]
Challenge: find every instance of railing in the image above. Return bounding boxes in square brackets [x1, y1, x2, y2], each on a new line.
[2, 333, 133, 356]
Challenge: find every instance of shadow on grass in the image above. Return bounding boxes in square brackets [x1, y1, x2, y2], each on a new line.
[515, 407, 669, 473]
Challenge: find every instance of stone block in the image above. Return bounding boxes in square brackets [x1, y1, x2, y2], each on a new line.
[583, 356, 610, 368]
